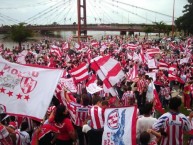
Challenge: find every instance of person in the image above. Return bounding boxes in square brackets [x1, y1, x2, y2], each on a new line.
[19, 122, 30, 145]
[139, 129, 161, 145]
[8, 121, 22, 145]
[86, 95, 104, 145]
[74, 94, 90, 145]
[48, 104, 76, 145]
[152, 97, 193, 145]
[122, 86, 135, 106]
[136, 103, 157, 144]
[0, 123, 15, 145]
[146, 78, 154, 103]
[31, 122, 59, 145]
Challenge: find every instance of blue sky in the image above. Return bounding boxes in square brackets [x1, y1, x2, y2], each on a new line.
[0, 0, 189, 25]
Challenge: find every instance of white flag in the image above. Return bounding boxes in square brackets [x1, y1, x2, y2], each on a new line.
[60, 78, 77, 93]
[86, 83, 103, 94]
[148, 59, 157, 69]
[0, 56, 63, 120]
[102, 106, 137, 145]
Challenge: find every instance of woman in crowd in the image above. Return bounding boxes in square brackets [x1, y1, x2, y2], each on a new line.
[48, 104, 76, 145]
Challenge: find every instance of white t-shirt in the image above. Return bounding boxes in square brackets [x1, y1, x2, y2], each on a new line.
[136, 116, 157, 142]
[19, 130, 30, 145]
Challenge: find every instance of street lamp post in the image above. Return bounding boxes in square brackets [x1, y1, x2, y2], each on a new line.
[172, 0, 175, 37]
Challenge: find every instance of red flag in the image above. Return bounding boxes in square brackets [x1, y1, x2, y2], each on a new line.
[153, 84, 165, 114]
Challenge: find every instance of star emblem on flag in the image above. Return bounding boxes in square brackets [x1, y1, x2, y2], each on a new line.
[0, 70, 4, 76]
[0, 87, 6, 93]
[7, 91, 13, 97]
[16, 94, 22, 99]
[24, 95, 30, 101]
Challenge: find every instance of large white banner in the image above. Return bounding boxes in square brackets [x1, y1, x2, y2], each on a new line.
[102, 106, 137, 145]
[0, 56, 63, 120]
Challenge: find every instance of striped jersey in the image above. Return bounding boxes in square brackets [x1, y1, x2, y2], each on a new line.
[122, 91, 134, 106]
[89, 106, 105, 129]
[152, 112, 191, 145]
[75, 106, 90, 127]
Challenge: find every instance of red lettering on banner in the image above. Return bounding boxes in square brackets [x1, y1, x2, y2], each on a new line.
[3, 64, 11, 71]
[11, 69, 18, 75]
[3, 64, 39, 78]
[32, 71, 39, 77]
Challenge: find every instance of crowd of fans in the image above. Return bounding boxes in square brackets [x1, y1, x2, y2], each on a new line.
[0, 34, 193, 145]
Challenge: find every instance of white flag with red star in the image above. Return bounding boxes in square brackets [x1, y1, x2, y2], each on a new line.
[0, 56, 63, 120]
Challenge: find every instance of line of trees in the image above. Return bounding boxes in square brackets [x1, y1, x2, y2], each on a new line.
[175, 0, 193, 35]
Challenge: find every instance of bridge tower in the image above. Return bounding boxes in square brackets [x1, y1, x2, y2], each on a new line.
[77, 0, 87, 42]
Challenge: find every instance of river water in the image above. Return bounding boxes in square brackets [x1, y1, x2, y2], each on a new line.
[0, 30, 157, 49]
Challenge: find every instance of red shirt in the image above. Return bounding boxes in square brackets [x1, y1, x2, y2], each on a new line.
[49, 117, 74, 141]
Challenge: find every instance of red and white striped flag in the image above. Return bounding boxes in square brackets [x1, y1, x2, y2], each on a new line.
[158, 61, 169, 70]
[139, 48, 146, 63]
[127, 64, 138, 81]
[62, 42, 69, 51]
[91, 41, 99, 48]
[146, 48, 160, 57]
[50, 45, 62, 57]
[70, 63, 89, 83]
[168, 65, 184, 84]
[126, 43, 138, 51]
[91, 56, 125, 96]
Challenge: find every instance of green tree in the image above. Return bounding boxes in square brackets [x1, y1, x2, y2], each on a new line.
[164, 25, 172, 36]
[175, 0, 193, 35]
[10, 23, 32, 50]
[144, 26, 153, 38]
[153, 21, 166, 37]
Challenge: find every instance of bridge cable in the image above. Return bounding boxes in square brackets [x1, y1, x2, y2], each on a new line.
[0, 0, 60, 10]
[0, 13, 20, 24]
[107, 0, 175, 18]
[88, 0, 107, 23]
[93, 0, 116, 23]
[24, 1, 64, 23]
[104, 1, 154, 23]
[26, 2, 64, 24]
[26, 1, 67, 24]
[40, 2, 69, 24]
[57, 1, 74, 24]
[46, 0, 73, 24]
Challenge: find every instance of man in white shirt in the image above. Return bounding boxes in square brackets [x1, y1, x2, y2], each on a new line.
[19, 122, 30, 145]
[136, 103, 157, 143]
